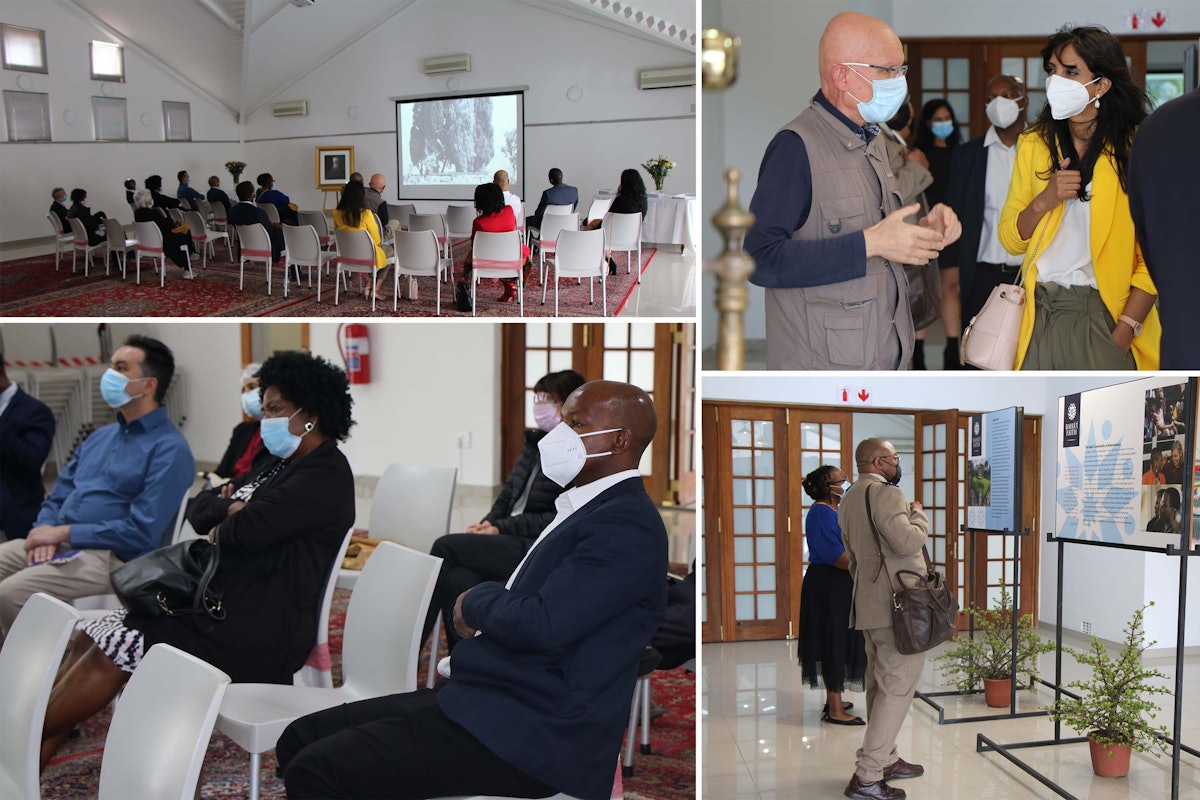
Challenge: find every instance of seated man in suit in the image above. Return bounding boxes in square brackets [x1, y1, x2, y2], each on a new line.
[0, 355, 56, 541]
[229, 181, 284, 262]
[277, 380, 668, 800]
[527, 167, 579, 233]
[49, 187, 70, 233]
[176, 170, 206, 211]
[124, 178, 137, 206]
[145, 174, 182, 211]
[0, 336, 194, 639]
[206, 175, 232, 214]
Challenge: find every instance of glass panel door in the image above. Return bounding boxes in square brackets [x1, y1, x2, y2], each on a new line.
[915, 409, 962, 625]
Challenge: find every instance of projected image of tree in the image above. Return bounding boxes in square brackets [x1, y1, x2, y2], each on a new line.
[408, 97, 494, 182]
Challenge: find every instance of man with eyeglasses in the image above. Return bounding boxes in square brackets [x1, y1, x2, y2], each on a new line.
[745, 11, 961, 371]
[837, 438, 929, 800]
[947, 75, 1030, 338]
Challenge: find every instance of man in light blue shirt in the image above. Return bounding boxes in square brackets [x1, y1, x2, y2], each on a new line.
[177, 170, 205, 211]
[0, 335, 194, 636]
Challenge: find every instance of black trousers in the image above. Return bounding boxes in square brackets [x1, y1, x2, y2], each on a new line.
[962, 261, 1022, 328]
[422, 533, 530, 648]
[278, 688, 557, 799]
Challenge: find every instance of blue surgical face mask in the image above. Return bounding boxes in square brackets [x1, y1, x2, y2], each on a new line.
[241, 389, 263, 420]
[260, 408, 311, 459]
[843, 65, 909, 124]
[841, 480, 853, 493]
[931, 120, 955, 140]
[100, 368, 148, 408]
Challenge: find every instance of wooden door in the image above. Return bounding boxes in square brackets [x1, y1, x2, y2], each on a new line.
[915, 409, 963, 625]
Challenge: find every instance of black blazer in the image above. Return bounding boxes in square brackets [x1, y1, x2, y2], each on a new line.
[214, 420, 272, 479]
[207, 187, 232, 213]
[945, 134, 989, 296]
[49, 202, 70, 233]
[68, 203, 107, 245]
[483, 429, 566, 540]
[438, 476, 667, 799]
[0, 387, 56, 538]
[140, 440, 355, 684]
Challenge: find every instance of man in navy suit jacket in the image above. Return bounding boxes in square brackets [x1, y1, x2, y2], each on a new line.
[278, 380, 669, 800]
[0, 357, 55, 540]
[528, 167, 580, 232]
[49, 187, 70, 234]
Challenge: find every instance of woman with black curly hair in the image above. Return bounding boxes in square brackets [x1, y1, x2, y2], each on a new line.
[37, 350, 356, 770]
[999, 25, 1160, 369]
[797, 464, 866, 725]
[462, 181, 532, 303]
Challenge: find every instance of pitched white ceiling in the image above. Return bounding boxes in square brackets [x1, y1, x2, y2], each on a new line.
[59, 0, 694, 121]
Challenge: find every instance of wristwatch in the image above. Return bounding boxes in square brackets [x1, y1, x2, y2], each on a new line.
[1118, 315, 1144, 337]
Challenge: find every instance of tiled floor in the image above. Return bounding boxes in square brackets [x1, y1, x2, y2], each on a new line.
[702, 636, 1200, 799]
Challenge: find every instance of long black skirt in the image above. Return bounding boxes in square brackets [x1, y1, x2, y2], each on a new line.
[797, 563, 866, 692]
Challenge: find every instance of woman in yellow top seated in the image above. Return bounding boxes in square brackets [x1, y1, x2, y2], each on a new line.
[333, 181, 391, 299]
[998, 25, 1160, 370]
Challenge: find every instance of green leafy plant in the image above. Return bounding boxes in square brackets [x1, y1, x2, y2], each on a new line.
[1047, 603, 1172, 754]
[936, 585, 1054, 693]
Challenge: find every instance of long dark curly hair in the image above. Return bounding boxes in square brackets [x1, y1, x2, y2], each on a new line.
[1031, 25, 1149, 199]
[258, 351, 355, 442]
[802, 465, 840, 503]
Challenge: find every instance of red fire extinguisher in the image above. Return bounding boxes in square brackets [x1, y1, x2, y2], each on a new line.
[337, 323, 371, 385]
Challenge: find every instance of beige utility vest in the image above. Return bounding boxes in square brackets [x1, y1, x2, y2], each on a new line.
[763, 98, 915, 370]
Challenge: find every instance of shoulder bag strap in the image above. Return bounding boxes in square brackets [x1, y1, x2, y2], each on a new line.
[864, 482, 935, 589]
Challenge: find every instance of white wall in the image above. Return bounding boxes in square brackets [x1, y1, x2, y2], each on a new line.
[2, 321, 507, 489]
[702, 0, 1200, 347]
[0, 1, 241, 243]
[240, 0, 695, 214]
[702, 372, 1200, 646]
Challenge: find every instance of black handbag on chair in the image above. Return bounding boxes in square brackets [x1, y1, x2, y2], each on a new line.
[111, 537, 225, 621]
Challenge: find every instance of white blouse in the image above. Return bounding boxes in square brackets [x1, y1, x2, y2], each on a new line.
[1035, 181, 1097, 289]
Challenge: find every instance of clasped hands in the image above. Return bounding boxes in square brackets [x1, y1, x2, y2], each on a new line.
[25, 524, 71, 566]
[863, 202, 962, 266]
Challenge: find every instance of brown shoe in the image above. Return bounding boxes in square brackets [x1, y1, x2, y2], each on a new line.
[882, 758, 925, 780]
[844, 775, 906, 800]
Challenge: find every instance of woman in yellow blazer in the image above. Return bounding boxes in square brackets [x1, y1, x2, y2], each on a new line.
[998, 25, 1160, 370]
[333, 181, 392, 299]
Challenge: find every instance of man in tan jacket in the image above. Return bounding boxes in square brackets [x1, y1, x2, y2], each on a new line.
[838, 438, 929, 800]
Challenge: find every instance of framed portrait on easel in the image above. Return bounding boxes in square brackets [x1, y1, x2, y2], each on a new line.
[316, 146, 354, 188]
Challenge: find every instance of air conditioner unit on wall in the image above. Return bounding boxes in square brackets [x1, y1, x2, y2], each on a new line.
[639, 66, 695, 90]
[272, 100, 308, 117]
[424, 54, 471, 75]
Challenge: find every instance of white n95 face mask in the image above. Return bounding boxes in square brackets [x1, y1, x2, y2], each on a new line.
[1045, 74, 1101, 120]
[985, 95, 1022, 129]
[537, 422, 622, 487]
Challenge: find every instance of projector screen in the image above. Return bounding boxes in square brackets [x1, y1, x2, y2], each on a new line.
[395, 90, 524, 202]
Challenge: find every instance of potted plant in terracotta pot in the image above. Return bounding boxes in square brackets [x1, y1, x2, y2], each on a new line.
[1047, 603, 1171, 778]
[936, 585, 1054, 708]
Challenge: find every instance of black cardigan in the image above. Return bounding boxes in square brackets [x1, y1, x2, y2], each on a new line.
[135, 439, 355, 684]
[215, 420, 273, 479]
[482, 429, 566, 541]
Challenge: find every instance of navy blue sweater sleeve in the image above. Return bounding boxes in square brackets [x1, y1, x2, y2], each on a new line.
[745, 130, 867, 289]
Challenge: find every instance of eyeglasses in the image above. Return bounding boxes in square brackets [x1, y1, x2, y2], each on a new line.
[841, 62, 909, 79]
[874, 454, 900, 465]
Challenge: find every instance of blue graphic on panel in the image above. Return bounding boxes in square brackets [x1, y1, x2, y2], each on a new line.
[1057, 421, 1138, 544]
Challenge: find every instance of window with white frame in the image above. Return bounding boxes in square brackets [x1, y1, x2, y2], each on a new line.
[90, 41, 124, 82]
[3, 90, 51, 140]
[1, 24, 47, 73]
[163, 101, 191, 141]
[92, 95, 127, 140]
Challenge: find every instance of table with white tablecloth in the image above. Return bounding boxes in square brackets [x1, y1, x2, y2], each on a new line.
[593, 191, 698, 252]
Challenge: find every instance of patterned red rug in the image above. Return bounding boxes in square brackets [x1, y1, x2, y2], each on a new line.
[0, 241, 655, 318]
[40, 589, 695, 800]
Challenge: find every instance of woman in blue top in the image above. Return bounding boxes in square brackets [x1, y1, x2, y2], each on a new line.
[798, 464, 867, 725]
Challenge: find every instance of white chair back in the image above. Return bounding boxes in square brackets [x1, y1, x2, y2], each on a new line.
[393, 229, 442, 278]
[282, 224, 321, 264]
[97, 644, 230, 800]
[545, 204, 573, 216]
[343, 542, 442, 697]
[584, 197, 614, 225]
[294, 529, 355, 689]
[554, 228, 605, 278]
[605, 211, 643, 249]
[184, 210, 207, 240]
[134, 219, 163, 251]
[67, 216, 89, 246]
[472, 231, 522, 277]
[409, 213, 447, 238]
[296, 210, 331, 244]
[46, 213, 68, 238]
[0, 593, 80, 800]
[369, 463, 457, 553]
[331, 228, 377, 276]
[210, 203, 228, 223]
[388, 203, 417, 230]
[446, 204, 477, 238]
[261, 202, 281, 225]
[539, 212, 578, 247]
[235, 223, 272, 256]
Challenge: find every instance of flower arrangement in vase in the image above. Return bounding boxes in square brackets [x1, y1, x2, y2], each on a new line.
[641, 156, 675, 192]
[225, 160, 247, 185]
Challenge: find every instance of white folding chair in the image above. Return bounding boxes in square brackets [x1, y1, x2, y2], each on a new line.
[528, 203, 574, 244]
[338, 463, 457, 592]
[392, 229, 449, 315]
[536, 212, 578, 289]
[97, 644, 230, 800]
[331, 228, 393, 312]
[102, 219, 138, 280]
[134, 220, 192, 286]
[388, 203, 416, 231]
[185, 210, 231, 269]
[471, 230, 524, 317]
[297, 210, 334, 252]
[167, 207, 185, 225]
[46, 214, 74, 271]
[0, 593, 81, 800]
[68, 217, 106, 277]
[293, 529, 355, 689]
[446, 204, 477, 246]
[281, 224, 336, 299]
[209, 202, 229, 232]
[261, 202, 281, 225]
[604, 212, 643, 282]
[216, 542, 443, 800]
[235, 224, 276, 294]
[371, 209, 392, 247]
[409, 213, 451, 272]
[583, 197, 614, 228]
[545, 228, 607, 316]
